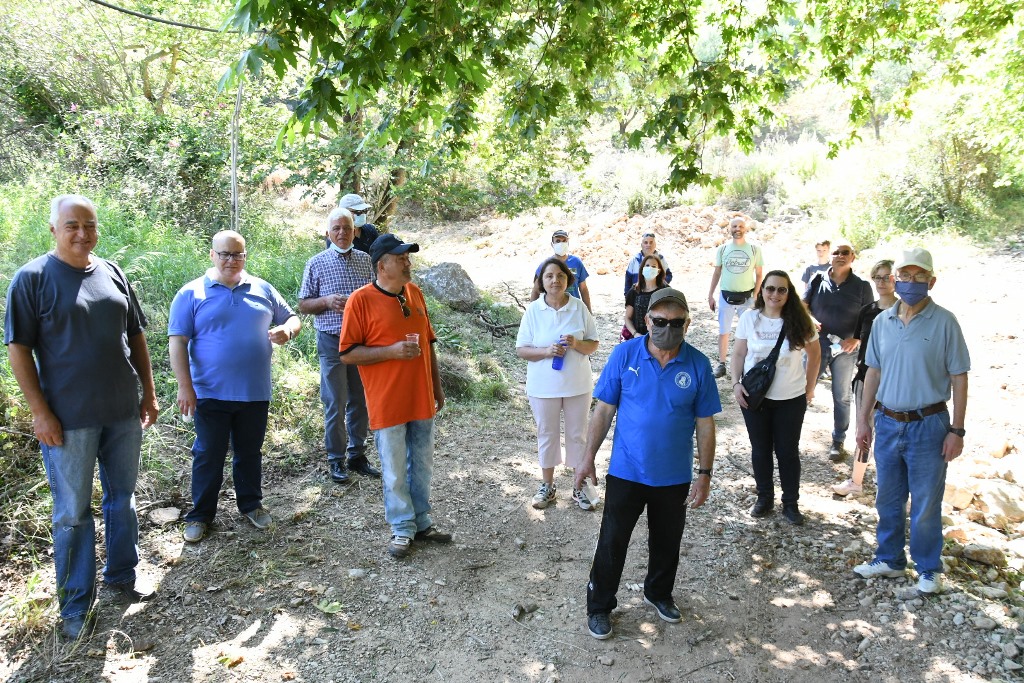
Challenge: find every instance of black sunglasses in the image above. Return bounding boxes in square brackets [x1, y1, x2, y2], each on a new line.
[649, 316, 687, 329]
[396, 292, 411, 318]
[832, 248, 852, 257]
[763, 285, 788, 294]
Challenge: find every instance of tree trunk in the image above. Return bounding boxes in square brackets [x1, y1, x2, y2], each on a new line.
[340, 108, 363, 194]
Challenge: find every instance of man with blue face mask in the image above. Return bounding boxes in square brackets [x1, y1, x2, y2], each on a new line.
[339, 193, 381, 253]
[854, 247, 970, 597]
[574, 288, 721, 640]
[298, 207, 379, 484]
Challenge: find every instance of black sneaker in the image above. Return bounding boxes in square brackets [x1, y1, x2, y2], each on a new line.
[61, 612, 96, 641]
[713, 363, 727, 379]
[587, 612, 612, 640]
[749, 498, 774, 518]
[781, 504, 805, 526]
[329, 461, 350, 484]
[829, 441, 845, 462]
[414, 526, 452, 543]
[643, 595, 682, 623]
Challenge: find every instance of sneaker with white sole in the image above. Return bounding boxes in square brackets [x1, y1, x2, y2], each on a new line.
[388, 535, 412, 558]
[831, 479, 863, 496]
[572, 487, 595, 511]
[918, 571, 942, 595]
[532, 482, 556, 509]
[853, 559, 906, 579]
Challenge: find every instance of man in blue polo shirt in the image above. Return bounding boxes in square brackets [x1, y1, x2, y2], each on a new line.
[169, 230, 301, 543]
[529, 229, 592, 312]
[575, 288, 720, 640]
[854, 247, 969, 596]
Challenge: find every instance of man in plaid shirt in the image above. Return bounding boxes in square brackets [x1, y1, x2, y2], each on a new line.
[298, 208, 380, 483]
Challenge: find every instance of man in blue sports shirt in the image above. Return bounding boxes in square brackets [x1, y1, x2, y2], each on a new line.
[529, 229, 593, 312]
[575, 288, 720, 640]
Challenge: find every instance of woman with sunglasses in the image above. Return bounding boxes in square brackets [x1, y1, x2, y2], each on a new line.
[731, 270, 820, 524]
[516, 258, 600, 511]
[622, 254, 668, 340]
[833, 259, 897, 497]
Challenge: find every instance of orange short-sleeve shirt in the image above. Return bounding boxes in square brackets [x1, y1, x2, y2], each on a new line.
[339, 282, 438, 430]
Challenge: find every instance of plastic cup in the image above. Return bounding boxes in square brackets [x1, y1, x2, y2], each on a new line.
[406, 333, 420, 345]
[583, 480, 601, 506]
[182, 413, 193, 423]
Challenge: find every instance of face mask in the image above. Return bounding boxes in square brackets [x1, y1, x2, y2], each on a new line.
[649, 325, 685, 350]
[642, 266, 659, 280]
[895, 280, 929, 307]
[330, 241, 353, 255]
[354, 214, 367, 228]
[552, 242, 568, 257]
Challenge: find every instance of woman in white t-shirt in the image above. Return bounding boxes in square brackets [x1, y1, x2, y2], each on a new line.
[730, 270, 820, 526]
[516, 258, 599, 511]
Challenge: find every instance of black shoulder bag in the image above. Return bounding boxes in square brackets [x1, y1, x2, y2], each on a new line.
[740, 323, 786, 411]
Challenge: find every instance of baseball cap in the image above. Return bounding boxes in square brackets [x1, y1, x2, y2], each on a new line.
[648, 287, 689, 313]
[551, 229, 569, 240]
[339, 193, 371, 211]
[369, 233, 420, 266]
[895, 247, 934, 272]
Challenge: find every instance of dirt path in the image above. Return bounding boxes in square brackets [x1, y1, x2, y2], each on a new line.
[2, 210, 1023, 682]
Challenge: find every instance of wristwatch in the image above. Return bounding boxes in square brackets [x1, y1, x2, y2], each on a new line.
[948, 426, 966, 437]
[696, 468, 713, 477]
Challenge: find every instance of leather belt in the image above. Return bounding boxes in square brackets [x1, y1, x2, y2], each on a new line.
[875, 401, 947, 422]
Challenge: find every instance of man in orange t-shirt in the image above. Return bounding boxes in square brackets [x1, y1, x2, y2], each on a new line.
[340, 234, 451, 559]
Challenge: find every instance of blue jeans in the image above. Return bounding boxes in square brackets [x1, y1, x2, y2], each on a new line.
[186, 399, 268, 523]
[41, 418, 142, 619]
[317, 331, 369, 464]
[872, 410, 950, 573]
[819, 339, 856, 443]
[375, 419, 435, 538]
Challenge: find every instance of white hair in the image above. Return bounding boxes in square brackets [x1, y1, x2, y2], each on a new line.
[49, 194, 96, 226]
[326, 207, 354, 229]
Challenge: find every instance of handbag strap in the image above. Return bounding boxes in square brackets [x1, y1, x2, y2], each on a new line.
[765, 322, 786, 363]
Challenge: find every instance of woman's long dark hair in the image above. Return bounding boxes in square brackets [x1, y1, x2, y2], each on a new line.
[633, 254, 666, 292]
[754, 269, 815, 350]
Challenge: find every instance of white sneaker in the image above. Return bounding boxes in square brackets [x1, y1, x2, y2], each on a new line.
[918, 571, 942, 595]
[832, 479, 863, 496]
[853, 559, 906, 579]
[572, 487, 594, 511]
[532, 482, 556, 509]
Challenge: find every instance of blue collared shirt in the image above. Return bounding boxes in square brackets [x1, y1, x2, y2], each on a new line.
[299, 248, 373, 333]
[168, 272, 295, 402]
[865, 300, 971, 411]
[594, 336, 722, 486]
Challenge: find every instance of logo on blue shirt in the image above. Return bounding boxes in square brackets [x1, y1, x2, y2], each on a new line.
[674, 372, 692, 389]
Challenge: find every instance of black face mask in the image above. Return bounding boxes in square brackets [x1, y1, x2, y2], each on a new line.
[649, 324, 686, 350]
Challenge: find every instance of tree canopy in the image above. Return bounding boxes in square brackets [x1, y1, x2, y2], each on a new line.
[223, 0, 1024, 191]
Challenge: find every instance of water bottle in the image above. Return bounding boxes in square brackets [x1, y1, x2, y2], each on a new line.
[827, 334, 843, 356]
[551, 340, 567, 370]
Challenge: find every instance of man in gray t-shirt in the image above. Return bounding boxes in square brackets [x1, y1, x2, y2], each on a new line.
[4, 195, 160, 640]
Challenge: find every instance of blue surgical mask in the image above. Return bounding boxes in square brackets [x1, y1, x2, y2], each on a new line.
[642, 266, 659, 281]
[354, 214, 367, 228]
[895, 280, 929, 307]
[330, 241, 353, 255]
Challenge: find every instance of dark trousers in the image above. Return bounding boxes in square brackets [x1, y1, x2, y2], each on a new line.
[186, 398, 269, 523]
[587, 474, 690, 615]
[740, 394, 806, 505]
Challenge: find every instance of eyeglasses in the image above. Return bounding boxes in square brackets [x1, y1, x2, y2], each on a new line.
[871, 274, 892, 283]
[649, 317, 687, 329]
[895, 271, 931, 283]
[762, 285, 788, 295]
[832, 249, 852, 257]
[351, 209, 368, 216]
[215, 251, 247, 261]
[396, 292, 411, 318]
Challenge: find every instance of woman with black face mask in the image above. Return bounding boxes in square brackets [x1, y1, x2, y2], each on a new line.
[731, 270, 821, 525]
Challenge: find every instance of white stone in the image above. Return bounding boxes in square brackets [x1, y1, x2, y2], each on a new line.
[974, 479, 1024, 525]
[964, 544, 1008, 567]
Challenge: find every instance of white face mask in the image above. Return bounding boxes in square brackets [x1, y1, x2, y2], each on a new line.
[354, 214, 367, 228]
[552, 242, 568, 257]
[330, 241, 353, 255]
[642, 266, 659, 281]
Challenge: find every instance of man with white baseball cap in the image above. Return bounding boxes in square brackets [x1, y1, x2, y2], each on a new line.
[338, 193, 380, 253]
[853, 247, 970, 596]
